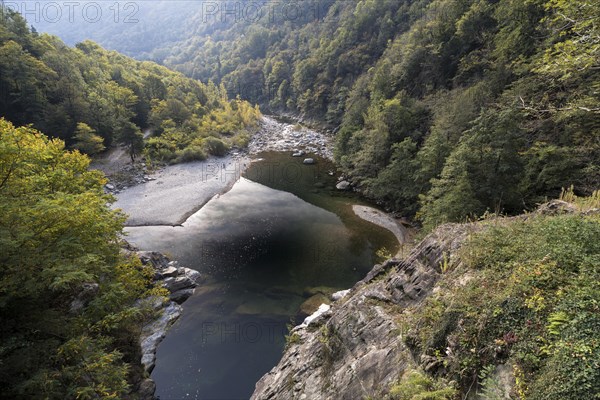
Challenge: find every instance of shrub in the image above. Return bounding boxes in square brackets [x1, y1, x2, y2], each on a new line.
[174, 145, 207, 163]
[387, 369, 457, 400]
[203, 136, 229, 156]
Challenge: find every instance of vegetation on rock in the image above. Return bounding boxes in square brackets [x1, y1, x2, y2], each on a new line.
[402, 193, 600, 399]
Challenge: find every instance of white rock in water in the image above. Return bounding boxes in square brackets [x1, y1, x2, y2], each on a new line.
[298, 304, 331, 328]
[331, 289, 350, 301]
[105, 183, 115, 190]
[303, 158, 315, 165]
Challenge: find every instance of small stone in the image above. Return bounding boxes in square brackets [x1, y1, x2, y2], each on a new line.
[336, 180, 351, 190]
[105, 183, 115, 190]
[161, 266, 178, 278]
[303, 158, 315, 165]
[331, 289, 350, 301]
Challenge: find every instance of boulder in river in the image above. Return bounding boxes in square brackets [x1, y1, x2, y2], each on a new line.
[336, 180, 351, 190]
[303, 158, 315, 165]
[162, 276, 195, 292]
[169, 288, 195, 304]
[160, 266, 178, 278]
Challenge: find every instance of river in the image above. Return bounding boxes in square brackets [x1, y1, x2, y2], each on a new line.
[118, 121, 400, 399]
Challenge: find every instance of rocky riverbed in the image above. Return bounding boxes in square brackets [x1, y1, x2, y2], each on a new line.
[248, 116, 334, 160]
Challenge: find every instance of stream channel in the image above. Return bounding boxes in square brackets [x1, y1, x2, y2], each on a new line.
[120, 124, 399, 399]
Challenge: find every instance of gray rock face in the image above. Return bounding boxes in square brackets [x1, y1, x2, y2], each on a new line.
[140, 300, 182, 373]
[129, 250, 204, 399]
[251, 223, 474, 400]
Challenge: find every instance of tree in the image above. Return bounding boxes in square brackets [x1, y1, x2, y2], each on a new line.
[0, 118, 155, 398]
[72, 122, 105, 155]
[536, 0, 600, 81]
[118, 121, 144, 163]
[419, 109, 525, 229]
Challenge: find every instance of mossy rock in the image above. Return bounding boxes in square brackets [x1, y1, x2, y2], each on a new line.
[299, 293, 331, 317]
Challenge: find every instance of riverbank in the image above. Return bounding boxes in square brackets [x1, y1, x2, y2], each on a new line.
[101, 116, 335, 227]
[112, 154, 249, 226]
[352, 205, 411, 255]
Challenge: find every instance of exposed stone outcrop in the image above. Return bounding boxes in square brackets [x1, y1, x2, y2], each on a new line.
[251, 223, 475, 400]
[136, 251, 203, 374]
[130, 250, 203, 400]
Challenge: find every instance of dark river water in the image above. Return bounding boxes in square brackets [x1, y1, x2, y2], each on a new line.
[125, 152, 398, 400]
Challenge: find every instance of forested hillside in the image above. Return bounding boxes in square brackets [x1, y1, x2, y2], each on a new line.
[0, 7, 260, 164]
[96, 0, 598, 226]
[0, 119, 161, 399]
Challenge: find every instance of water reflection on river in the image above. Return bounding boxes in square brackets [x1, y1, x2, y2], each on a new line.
[125, 154, 397, 400]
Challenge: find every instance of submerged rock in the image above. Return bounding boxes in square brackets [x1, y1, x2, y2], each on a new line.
[297, 303, 331, 329]
[299, 293, 331, 317]
[303, 158, 315, 165]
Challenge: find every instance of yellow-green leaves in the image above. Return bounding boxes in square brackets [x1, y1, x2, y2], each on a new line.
[0, 119, 154, 398]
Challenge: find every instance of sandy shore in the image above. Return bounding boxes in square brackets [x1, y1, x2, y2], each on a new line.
[113, 154, 249, 226]
[112, 116, 335, 226]
[352, 205, 408, 254]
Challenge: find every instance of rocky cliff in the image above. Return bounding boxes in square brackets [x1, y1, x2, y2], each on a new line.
[252, 223, 476, 400]
[252, 200, 600, 400]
